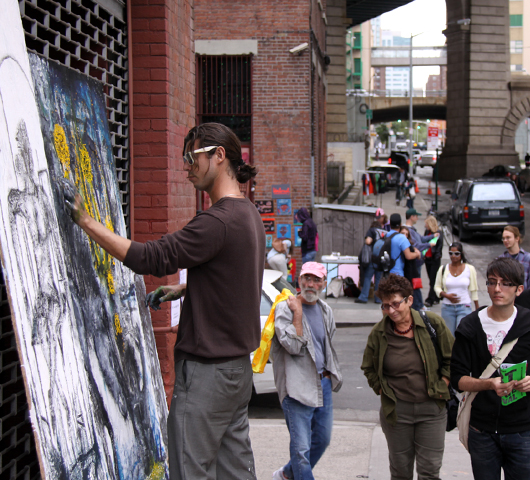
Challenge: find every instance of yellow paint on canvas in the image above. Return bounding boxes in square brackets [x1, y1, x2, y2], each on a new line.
[114, 313, 122, 337]
[146, 462, 166, 480]
[53, 124, 70, 177]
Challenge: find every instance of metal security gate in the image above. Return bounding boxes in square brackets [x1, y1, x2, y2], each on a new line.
[19, 0, 130, 233]
[1, 2, 129, 478]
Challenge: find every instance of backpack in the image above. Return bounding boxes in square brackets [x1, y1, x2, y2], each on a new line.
[372, 230, 398, 274]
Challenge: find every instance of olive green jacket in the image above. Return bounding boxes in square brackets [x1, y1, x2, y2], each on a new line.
[361, 309, 454, 425]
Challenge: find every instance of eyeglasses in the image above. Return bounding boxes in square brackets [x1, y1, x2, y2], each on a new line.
[448, 252, 461, 256]
[485, 280, 516, 289]
[183, 146, 218, 165]
[381, 297, 408, 311]
[301, 274, 324, 284]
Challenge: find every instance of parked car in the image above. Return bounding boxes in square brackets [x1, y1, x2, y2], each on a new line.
[367, 163, 401, 187]
[417, 150, 438, 168]
[388, 150, 410, 171]
[482, 164, 521, 178]
[252, 269, 297, 394]
[449, 178, 524, 241]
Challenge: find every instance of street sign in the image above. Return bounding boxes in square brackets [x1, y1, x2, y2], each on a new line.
[366, 109, 373, 119]
[427, 126, 439, 150]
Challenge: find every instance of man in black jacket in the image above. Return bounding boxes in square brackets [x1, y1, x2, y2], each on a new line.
[451, 257, 530, 480]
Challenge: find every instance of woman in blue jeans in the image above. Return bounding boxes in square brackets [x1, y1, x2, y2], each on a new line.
[434, 242, 479, 335]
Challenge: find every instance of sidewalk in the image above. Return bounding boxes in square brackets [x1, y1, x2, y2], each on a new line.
[251, 178, 477, 479]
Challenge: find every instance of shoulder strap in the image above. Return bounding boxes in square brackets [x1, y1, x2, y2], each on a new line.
[441, 264, 446, 290]
[419, 311, 443, 373]
[480, 339, 519, 379]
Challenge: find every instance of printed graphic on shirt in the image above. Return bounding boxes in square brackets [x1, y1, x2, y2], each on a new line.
[487, 330, 508, 356]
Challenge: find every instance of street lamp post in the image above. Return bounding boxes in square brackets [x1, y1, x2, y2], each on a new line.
[409, 32, 422, 178]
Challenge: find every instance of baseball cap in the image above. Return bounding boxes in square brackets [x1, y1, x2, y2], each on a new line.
[406, 208, 421, 216]
[299, 262, 327, 279]
[390, 213, 402, 228]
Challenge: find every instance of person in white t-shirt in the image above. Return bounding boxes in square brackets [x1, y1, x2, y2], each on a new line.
[450, 258, 530, 480]
[434, 242, 479, 335]
[268, 239, 292, 281]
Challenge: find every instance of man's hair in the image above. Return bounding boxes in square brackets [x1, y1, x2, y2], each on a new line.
[486, 257, 524, 287]
[183, 123, 258, 183]
[405, 211, 413, 220]
[503, 226, 522, 244]
[376, 274, 413, 300]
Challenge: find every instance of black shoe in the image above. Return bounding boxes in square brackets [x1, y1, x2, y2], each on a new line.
[355, 299, 367, 304]
[424, 300, 433, 307]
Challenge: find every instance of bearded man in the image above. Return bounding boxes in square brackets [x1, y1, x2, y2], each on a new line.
[271, 262, 343, 480]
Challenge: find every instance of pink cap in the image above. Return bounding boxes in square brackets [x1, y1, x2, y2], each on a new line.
[375, 208, 385, 218]
[299, 262, 327, 279]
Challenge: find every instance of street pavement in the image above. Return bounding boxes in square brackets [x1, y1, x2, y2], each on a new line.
[250, 172, 479, 479]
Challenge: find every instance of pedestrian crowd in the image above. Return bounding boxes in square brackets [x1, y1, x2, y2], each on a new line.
[57, 122, 530, 480]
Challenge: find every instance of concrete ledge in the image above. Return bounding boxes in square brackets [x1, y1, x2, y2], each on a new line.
[195, 39, 258, 55]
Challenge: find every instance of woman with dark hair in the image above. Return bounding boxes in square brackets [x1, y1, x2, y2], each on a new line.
[297, 207, 318, 264]
[362, 274, 454, 480]
[434, 242, 479, 335]
[424, 215, 444, 307]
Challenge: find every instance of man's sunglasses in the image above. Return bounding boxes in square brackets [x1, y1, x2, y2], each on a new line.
[183, 146, 219, 165]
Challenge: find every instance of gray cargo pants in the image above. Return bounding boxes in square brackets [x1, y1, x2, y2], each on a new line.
[168, 356, 256, 480]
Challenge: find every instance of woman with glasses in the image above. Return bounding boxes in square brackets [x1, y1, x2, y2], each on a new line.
[434, 242, 479, 335]
[362, 274, 454, 480]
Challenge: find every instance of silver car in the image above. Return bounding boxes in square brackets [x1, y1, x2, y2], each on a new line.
[252, 269, 297, 394]
[417, 150, 438, 168]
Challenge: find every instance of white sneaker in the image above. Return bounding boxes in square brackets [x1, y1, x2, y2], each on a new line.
[272, 468, 287, 480]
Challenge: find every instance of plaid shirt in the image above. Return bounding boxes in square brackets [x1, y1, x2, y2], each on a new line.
[501, 248, 530, 289]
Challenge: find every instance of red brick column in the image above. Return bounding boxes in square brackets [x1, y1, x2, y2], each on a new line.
[130, 0, 196, 404]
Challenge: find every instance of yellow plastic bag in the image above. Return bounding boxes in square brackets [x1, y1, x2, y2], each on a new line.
[252, 288, 293, 373]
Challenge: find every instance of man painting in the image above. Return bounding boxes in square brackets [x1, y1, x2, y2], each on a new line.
[61, 123, 264, 480]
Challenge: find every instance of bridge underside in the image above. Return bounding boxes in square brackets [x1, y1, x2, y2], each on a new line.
[372, 105, 447, 123]
[346, 0, 414, 26]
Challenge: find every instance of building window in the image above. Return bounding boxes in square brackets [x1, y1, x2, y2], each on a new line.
[511, 64, 524, 71]
[196, 55, 252, 143]
[511, 40, 523, 53]
[510, 14, 523, 27]
[353, 32, 362, 49]
[354, 58, 362, 76]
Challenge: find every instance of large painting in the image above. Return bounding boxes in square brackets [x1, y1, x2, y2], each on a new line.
[0, 2, 169, 478]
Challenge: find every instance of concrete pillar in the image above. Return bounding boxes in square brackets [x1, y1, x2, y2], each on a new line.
[442, 0, 518, 180]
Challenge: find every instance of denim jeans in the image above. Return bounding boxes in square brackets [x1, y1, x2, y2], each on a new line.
[281, 377, 333, 480]
[302, 250, 317, 264]
[412, 288, 423, 310]
[468, 426, 530, 480]
[441, 303, 472, 336]
[358, 263, 382, 303]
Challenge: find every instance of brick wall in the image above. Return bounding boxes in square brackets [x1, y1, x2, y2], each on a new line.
[131, 0, 196, 403]
[195, 0, 328, 269]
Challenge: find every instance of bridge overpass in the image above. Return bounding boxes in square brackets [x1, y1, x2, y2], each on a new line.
[371, 46, 447, 68]
[327, 0, 530, 181]
[369, 95, 447, 123]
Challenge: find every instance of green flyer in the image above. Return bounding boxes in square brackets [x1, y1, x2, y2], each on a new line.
[500, 361, 528, 406]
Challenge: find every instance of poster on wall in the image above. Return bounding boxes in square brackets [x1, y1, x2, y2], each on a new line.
[263, 219, 275, 233]
[255, 200, 273, 214]
[266, 234, 273, 248]
[272, 184, 291, 199]
[277, 223, 292, 239]
[294, 226, 303, 247]
[277, 198, 292, 216]
[0, 3, 169, 477]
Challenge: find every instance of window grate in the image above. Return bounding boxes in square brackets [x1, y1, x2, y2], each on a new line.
[197, 55, 252, 143]
[19, 0, 130, 236]
[0, 270, 41, 480]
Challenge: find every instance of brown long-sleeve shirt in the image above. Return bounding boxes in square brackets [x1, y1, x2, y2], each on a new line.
[124, 197, 265, 363]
